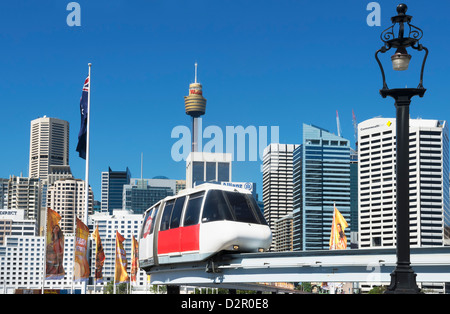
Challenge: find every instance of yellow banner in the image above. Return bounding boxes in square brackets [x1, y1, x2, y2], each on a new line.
[45, 208, 65, 279]
[93, 226, 105, 283]
[329, 205, 348, 250]
[115, 231, 129, 284]
[131, 236, 139, 283]
[74, 218, 90, 282]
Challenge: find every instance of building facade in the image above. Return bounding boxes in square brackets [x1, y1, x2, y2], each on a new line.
[101, 167, 131, 215]
[262, 143, 299, 249]
[358, 118, 450, 248]
[6, 176, 40, 224]
[46, 178, 94, 234]
[29, 116, 69, 181]
[186, 152, 232, 189]
[292, 124, 351, 251]
[89, 210, 147, 289]
[123, 178, 175, 215]
[273, 214, 293, 252]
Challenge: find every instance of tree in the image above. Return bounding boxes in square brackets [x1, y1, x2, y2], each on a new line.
[103, 281, 129, 294]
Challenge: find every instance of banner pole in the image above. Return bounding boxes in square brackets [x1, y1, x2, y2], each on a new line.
[83, 63, 92, 294]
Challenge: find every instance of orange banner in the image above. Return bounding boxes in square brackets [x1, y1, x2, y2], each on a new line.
[93, 226, 105, 283]
[45, 208, 65, 279]
[74, 218, 90, 282]
[131, 236, 139, 283]
[329, 205, 349, 250]
[115, 231, 129, 284]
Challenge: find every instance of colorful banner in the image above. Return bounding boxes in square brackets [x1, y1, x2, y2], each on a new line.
[329, 204, 349, 250]
[45, 208, 65, 279]
[115, 231, 129, 284]
[93, 226, 105, 283]
[74, 218, 90, 282]
[131, 236, 139, 283]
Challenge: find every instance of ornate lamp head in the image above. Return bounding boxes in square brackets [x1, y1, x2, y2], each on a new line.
[375, 4, 428, 97]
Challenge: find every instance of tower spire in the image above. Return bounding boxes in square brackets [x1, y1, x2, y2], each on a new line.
[194, 62, 198, 83]
[184, 62, 207, 153]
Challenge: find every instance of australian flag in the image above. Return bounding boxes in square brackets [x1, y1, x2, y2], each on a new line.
[76, 76, 89, 159]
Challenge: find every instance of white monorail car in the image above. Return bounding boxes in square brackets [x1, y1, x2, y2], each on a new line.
[139, 184, 272, 270]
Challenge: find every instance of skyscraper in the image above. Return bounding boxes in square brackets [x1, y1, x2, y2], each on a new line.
[101, 167, 131, 214]
[262, 143, 299, 249]
[292, 124, 351, 251]
[29, 116, 69, 181]
[358, 117, 449, 248]
[123, 178, 175, 214]
[6, 176, 40, 223]
[46, 178, 94, 234]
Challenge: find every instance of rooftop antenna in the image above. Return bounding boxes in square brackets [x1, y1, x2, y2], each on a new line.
[336, 110, 342, 137]
[141, 152, 143, 180]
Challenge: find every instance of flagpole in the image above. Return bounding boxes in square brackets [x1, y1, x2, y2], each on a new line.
[114, 230, 117, 294]
[82, 63, 92, 294]
[84, 63, 91, 226]
[331, 203, 336, 250]
[41, 208, 48, 294]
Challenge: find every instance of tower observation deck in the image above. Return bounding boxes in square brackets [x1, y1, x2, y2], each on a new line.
[184, 63, 206, 152]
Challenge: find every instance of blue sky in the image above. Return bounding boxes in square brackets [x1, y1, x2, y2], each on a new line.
[1, 0, 449, 199]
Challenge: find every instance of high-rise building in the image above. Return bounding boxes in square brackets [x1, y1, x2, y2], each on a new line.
[123, 178, 175, 215]
[6, 176, 40, 224]
[273, 214, 293, 252]
[358, 117, 449, 248]
[0, 178, 8, 209]
[186, 152, 232, 189]
[292, 124, 351, 251]
[349, 148, 359, 248]
[101, 167, 131, 215]
[29, 116, 69, 181]
[262, 143, 299, 249]
[46, 178, 94, 234]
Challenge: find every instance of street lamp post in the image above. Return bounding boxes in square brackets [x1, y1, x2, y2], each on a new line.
[374, 3, 429, 294]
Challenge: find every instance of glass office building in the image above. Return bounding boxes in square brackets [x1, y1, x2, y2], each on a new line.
[101, 167, 131, 215]
[123, 178, 175, 215]
[293, 124, 351, 251]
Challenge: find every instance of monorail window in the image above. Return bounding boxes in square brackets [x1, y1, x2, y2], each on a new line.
[202, 190, 233, 222]
[247, 196, 267, 225]
[169, 196, 186, 229]
[183, 192, 204, 226]
[160, 200, 174, 231]
[150, 208, 159, 234]
[224, 191, 259, 224]
[141, 208, 153, 238]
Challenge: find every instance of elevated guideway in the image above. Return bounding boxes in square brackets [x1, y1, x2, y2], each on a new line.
[148, 247, 450, 288]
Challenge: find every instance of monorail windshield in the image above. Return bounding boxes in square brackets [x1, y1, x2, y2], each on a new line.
[202, 190, 267, 225]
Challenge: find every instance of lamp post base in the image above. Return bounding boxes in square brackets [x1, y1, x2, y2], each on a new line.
[385, 263, 422, 294]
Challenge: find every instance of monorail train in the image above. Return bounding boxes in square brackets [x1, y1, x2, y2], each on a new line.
[139, 184, 272, 271]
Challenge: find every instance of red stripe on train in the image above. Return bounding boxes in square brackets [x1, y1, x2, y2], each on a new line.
[157, 224, 200, 255]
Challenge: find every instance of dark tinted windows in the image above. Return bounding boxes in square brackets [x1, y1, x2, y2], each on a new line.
[160, 201, 174, 231]
[184, 192, 204, 226]
[202, 190, 233, 222]
[225, 192, 258, 224]
[169, 196, 186, 229]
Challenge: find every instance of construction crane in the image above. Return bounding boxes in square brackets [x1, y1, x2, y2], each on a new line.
[352, 109, 358, 150]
